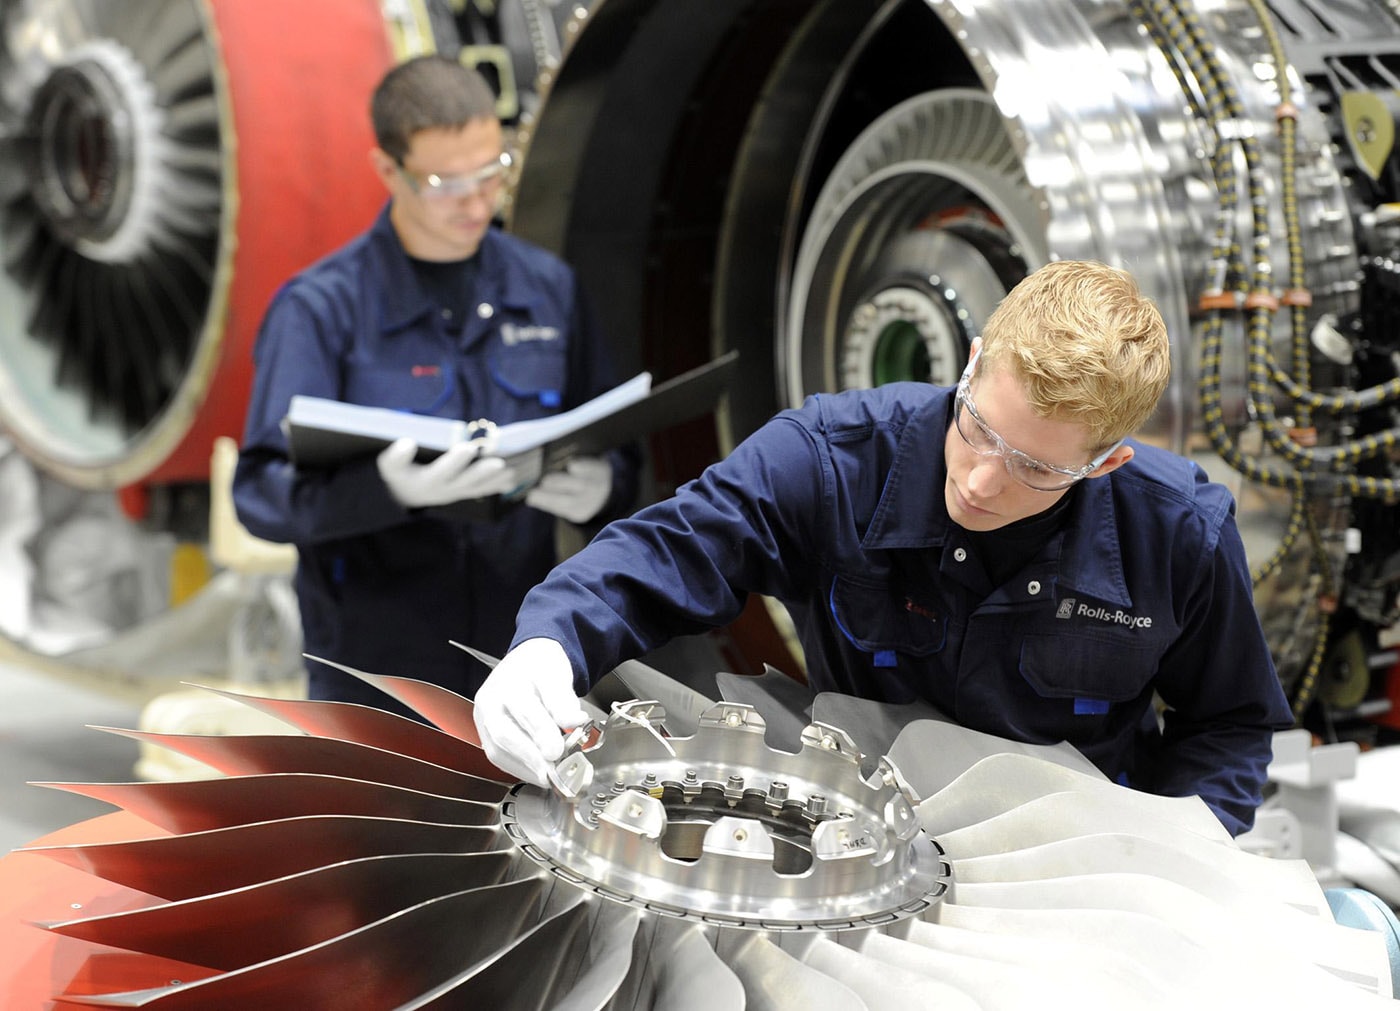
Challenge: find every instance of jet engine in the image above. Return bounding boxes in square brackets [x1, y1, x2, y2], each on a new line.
[1, 0, 1398, 735]
[506, 0, 1400, 736]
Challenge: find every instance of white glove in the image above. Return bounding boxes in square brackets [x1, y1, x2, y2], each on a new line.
[525, 456, 613, 524]
[474, 637, 589, 786]
[376, 438, 520, 509]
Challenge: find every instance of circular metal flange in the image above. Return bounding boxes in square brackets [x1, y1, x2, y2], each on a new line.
[503, 699, 950, 930]
[782, 88, 1048, 408]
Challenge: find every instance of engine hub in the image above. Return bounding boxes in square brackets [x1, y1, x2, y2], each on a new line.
[504, 699, 950, 929]
[25, 41, 163, 260]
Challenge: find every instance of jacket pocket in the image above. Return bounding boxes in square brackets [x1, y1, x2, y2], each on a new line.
[488, 338, 567, 409]
[829, 575, 946, 659]
[1018, 632, 1158, 704]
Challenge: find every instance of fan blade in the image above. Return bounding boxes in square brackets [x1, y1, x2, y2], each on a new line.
[43, 851, 514, 970]
[34, 772, 497, 834]
[22, 815, 499, 900]
[92, 726, 507, 801]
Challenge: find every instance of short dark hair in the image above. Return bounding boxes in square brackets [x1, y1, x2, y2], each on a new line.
[370, 55, 498, 162]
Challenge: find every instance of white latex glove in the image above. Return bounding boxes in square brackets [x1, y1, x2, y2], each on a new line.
[525, 456, 613, 524]
[474, 637, 589, 786]
[376, 438, 519, 509]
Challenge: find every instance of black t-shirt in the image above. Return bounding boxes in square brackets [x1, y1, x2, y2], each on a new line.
[408, 254, 481, 333]
[965, 485, 1078, 587]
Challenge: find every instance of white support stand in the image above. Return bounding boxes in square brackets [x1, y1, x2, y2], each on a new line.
[1242, 728, 1359, 886]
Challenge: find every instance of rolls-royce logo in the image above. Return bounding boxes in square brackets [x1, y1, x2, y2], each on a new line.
[1056, 597, 1154, 629]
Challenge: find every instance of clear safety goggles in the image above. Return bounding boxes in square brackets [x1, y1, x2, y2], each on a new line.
[953, 355, 1120, 491]
[399, 150, 512, 202]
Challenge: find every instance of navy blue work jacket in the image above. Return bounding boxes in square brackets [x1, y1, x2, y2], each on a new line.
[514, 382, 1291, 835]
[234, 207, 637, 710]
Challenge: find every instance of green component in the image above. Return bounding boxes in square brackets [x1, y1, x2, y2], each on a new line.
[873, 321, 932, 386]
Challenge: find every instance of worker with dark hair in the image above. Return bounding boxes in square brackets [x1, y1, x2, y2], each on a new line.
[234, 55, 638, 715]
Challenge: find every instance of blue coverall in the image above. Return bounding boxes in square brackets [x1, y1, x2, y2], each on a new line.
[512, 382, 1293, 835]
[234, 207, 638, 712]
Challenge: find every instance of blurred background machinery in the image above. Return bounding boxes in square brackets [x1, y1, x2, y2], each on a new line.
[1, 0, 1399, 898]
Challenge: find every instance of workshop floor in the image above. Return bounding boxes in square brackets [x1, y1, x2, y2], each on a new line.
[0, 660, 143, 854]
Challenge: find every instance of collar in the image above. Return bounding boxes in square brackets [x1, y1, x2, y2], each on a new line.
[859, 386, 1133, 607]
[366, 204, 530, 335]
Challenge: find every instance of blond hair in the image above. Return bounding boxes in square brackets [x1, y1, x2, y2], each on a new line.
[977, 260, 1170, 448]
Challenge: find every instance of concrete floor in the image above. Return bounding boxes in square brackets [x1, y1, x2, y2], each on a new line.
[0, 660, 144, 854]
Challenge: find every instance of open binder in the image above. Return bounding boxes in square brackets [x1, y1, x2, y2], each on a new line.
[285, 352, 739, 516]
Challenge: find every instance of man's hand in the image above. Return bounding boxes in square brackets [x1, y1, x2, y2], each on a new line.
[525, 457, 613, 524]
[376, 438, 520, 509]
[473, 637, 589, 786]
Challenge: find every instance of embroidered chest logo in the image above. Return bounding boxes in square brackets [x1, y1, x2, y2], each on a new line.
[501, 323, 560, 346]
[1056, 596, 1153, 629]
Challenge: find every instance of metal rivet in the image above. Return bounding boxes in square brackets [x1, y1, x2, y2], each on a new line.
[1027, 580, 1041, 595]
[953, 547, 967, 562]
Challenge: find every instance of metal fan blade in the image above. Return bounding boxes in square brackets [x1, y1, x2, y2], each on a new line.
[43, 851, 514, 970]
[306, 654, 484, 746]
[404, 898, 592, 1010]
[186, 684, 505, 779]
[900, 917, 1171, 998]
[0, 197, 40, 273]
[56, 878, 547, 1010]
[952, 832, 1328, 912]
[549, 901, 644, 1011]
[644, 919, 745, 1011]
[970, 869, 1387, 989]
[801, 935, 985, 1009]
[125, 4, 202, 76]
[21, 815, 499, 900]
[927, 791, 1244, 866]
[151, 32, 210, 104]
[889, 717, 1103, 797]
[33, 772, 497, 834]
[933, 887, 1393, 1005]
[918, 752, 1229, 840]
[719, 934, 866, 1011]
[110, 266, 165, 419]
[161, 93, 219, 141]
[91, 726, 506, 801]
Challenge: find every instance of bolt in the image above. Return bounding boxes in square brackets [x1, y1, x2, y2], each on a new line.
[684, 769, 698, 782]
[727, 774, 744, 790]
[612, 780, 627, 793]
[807, 794, 828, 816]
[644, 772, 658, 786]
[768, 781, 789, 802]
